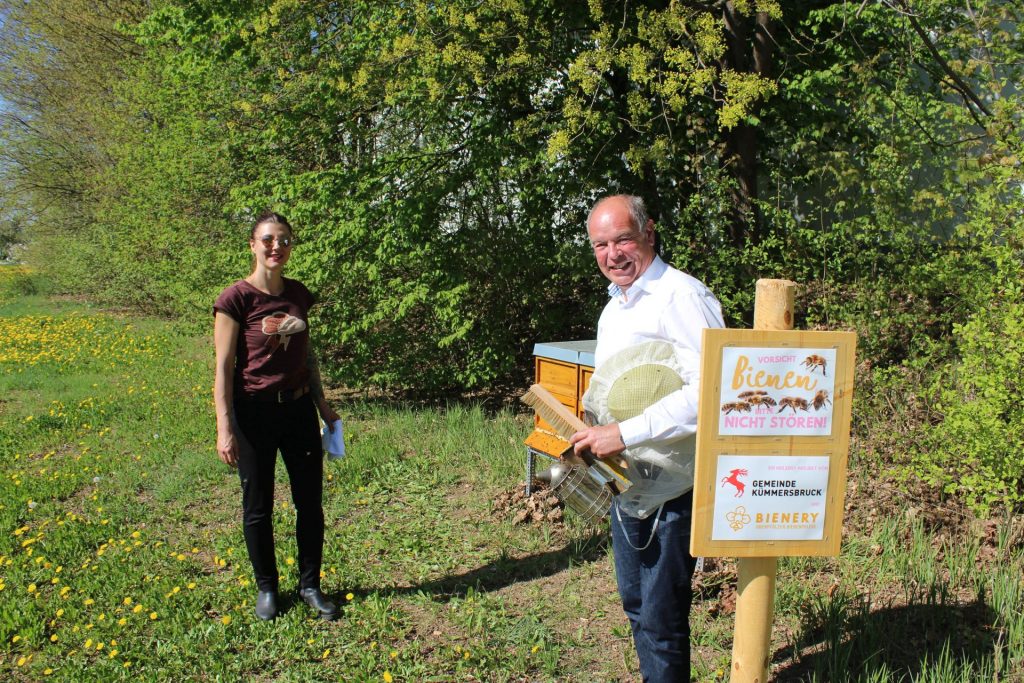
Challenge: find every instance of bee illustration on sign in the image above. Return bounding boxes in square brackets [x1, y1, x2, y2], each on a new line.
[812, 389, 831, 410]
[721, 401, 751, 415]
[719, 346, 838, 436]
[746, 393, 777, 409]
[777, 396, 810, 413]
[802, 354, 827, 376]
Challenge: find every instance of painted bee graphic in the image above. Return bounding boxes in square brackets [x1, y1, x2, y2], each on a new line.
[802, 354, 827, 376]
[812, 389, 832, 410]
[721, 401, 752, 415]
[777, 396, 810, 413]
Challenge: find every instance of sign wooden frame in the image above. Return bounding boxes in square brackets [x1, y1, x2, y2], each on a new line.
[691, 329, 856, 557]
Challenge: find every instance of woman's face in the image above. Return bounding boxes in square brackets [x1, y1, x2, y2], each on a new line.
[249, 221, 293, 272]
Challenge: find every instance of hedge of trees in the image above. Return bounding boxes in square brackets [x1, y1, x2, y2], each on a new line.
[2, 0, 1021, 513]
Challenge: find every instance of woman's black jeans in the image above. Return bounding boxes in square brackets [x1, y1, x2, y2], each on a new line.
[233, 393, 324, 593]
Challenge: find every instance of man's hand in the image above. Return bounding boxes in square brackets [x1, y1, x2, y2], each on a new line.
[570, 423, 626, 460]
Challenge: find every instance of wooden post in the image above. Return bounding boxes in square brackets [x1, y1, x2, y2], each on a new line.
[730, 279, 797, 683]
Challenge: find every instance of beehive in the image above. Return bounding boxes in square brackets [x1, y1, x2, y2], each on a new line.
[523, 340, 595, 457]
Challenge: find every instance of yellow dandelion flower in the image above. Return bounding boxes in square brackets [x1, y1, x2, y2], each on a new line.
[50, 634, 58, 642]
[531, 645, 540, 653]
[96, 642, 104, 650]
[12, 635, 21, 643]
[44, 668, 53, 675]
[285, 558, 294, 566]
[221, 615, 231, 625]
[187, 582, 196, 589]
[390, 650, 398, 659]
[383, 672, 393, 683]
[346, 592, 354, 601]
[321, 648, 330, 659]
[149, 612, 158, 620]
[464, 651, 470, 660]
[17, 656, 27, 666]
[123, 597, 132, 605]
[27, 583, 37, 593]
[56, 609, 64, 617]
[85, 638, 93, 648]
[117, 618, 127, 626]
[84, 598, 94, 606]
[108, 649, 118, 658]
[132, 605, 143, 613]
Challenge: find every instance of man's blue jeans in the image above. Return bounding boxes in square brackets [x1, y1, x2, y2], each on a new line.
[611, 490, 696, 683]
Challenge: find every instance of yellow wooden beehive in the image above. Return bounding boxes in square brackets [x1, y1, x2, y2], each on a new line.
[523, 340, 595, 458]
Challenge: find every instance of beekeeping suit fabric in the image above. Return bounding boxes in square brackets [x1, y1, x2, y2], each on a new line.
[583, 340, 695, 518]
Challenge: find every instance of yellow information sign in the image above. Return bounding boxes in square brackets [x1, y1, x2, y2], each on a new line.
[691, 329, 857, 557]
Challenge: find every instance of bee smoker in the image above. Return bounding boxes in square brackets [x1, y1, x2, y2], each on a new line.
[535, 461, 613, 525]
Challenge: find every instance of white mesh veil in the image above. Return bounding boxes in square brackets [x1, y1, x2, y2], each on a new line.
[583, 340, 695, 518]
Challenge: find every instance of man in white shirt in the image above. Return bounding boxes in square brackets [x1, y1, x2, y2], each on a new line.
[571, 194, 725, 682]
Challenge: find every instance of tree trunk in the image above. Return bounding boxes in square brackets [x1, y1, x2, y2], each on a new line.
[721, 4, 774, 251]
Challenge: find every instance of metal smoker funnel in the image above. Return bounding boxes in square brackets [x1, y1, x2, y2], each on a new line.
[536, 462, 612, 525]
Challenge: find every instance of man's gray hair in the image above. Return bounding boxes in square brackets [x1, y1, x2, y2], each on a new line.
[588, 194, 650, 233]
[624, 195, 650, 233]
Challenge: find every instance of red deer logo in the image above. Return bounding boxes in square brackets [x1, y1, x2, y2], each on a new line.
[721, 468, 748, 497]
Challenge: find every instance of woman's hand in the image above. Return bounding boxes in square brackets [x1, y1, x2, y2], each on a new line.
[317, 400, 341, 431]
[217, 427, 239, 467]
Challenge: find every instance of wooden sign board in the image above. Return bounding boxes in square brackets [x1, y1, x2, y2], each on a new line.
[691, 329, 856, 557]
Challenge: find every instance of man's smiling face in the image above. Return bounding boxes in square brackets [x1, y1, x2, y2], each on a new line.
[587, 196, 656, 292]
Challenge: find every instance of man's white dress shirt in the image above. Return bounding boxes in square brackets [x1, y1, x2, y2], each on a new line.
[594, 256, 725, 511]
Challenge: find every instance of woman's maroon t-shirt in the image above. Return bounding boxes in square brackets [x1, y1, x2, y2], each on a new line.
[213, 278, 314, 396]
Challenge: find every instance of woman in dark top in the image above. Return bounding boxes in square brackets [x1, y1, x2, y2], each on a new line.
[213, 211, 340, 621]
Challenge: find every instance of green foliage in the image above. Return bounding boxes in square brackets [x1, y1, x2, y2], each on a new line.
[2, 0, 1024, 510]
[913, 163, 1024, 515]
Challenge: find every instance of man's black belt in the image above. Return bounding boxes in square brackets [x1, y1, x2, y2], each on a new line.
[239, 385, 310, 404]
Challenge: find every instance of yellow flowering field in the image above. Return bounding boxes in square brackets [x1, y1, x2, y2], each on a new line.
[0, 315, 159, 373]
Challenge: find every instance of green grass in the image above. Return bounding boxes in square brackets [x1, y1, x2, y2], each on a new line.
[1, 267, 1022, 682]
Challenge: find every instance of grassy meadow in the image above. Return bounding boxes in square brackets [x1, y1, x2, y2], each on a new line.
[1, 265, 1022, 682]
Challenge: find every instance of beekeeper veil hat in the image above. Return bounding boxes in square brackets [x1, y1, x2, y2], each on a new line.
[583, 340, 695, 519]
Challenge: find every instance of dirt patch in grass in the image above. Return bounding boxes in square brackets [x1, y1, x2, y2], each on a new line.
[491, 482, 565, 527]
